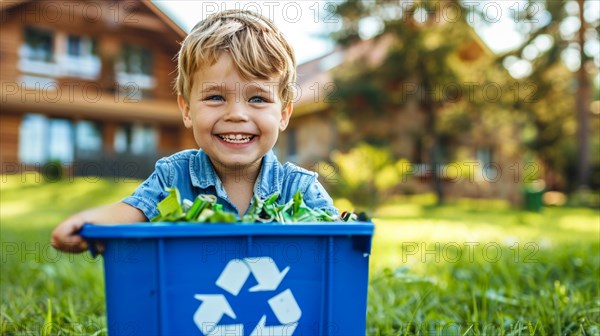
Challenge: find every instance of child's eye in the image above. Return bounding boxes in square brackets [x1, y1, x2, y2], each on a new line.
[248, 96, 267, 103]
[204, 95, 225, 101]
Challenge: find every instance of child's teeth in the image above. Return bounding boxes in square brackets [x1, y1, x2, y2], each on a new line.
[221, 134, 252, 143]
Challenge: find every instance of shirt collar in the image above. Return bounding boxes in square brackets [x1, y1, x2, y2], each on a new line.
[190, 149, 283, 200]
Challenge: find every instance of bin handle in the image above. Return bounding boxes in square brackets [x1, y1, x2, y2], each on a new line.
[80, 223, 105, 258]
[352, 235, 373, 256]
[352, 219, 374, 256]
[85, 239, 105, 258]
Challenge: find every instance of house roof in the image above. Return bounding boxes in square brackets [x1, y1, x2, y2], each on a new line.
[0, 0, 187, 39]
[0, 0, 187, 123]
[294, 34, 396, 117]
[293, 25, 494, 118]
[142, 1, 187, 39]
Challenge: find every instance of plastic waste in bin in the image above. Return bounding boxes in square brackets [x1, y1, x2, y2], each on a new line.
[80, 222, 374, 336]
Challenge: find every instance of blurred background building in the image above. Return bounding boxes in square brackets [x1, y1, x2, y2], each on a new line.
[1, 0, 195, 178]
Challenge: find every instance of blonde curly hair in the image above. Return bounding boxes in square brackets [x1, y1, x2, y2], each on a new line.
[175, 9, 297, 107]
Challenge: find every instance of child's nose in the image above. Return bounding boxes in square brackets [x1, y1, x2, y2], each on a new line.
[223, 102, 249, 122]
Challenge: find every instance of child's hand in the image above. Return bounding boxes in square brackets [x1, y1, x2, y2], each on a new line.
[51, 213, 89, 253]
[51, 202, 145, 253]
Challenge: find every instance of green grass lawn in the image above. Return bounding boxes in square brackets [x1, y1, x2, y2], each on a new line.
[369, 197, 599, 335]
[1, 175, 598, 335]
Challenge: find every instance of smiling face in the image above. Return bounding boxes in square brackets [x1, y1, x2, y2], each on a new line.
[178, 53, 293, 176]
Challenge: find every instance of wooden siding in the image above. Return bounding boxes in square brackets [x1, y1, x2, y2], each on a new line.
[0, 15, 21, 82]
[0, 0, 190, 170]
[0, 114, 22, 169]
[277, 111, 335, 166]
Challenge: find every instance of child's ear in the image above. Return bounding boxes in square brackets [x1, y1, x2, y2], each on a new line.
[279, 103, 293, 132]
[178, 95, 193, 129]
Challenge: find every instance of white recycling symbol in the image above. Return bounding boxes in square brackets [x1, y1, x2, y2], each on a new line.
[193, 256, 302, 336]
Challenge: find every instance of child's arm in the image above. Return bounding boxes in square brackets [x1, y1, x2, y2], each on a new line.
[51, 202, 145, 253]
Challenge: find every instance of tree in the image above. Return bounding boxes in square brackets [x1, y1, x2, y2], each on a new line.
[498, 0, 599, 191]
[318, 143, 412, 211]
[327, 0, 502, 204]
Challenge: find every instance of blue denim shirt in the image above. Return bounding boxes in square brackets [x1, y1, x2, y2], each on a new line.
[122, 149, 338, 220]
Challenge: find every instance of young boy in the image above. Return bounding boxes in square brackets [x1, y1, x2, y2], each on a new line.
[51, 9, 338, 253]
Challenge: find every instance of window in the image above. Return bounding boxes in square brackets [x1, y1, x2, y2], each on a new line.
[19, 114, 74, 164]
[117, 44, 155, 94]
[122, 44, 153, 75]
[131, 125, 157, 155]
[66, 34, 97, 58]
[67, 35, 81, 56]
[61, 34, 100, 79]
[287, 128, 297, 161]
[114, 124, 157, 155]
[114, 124, 132, 154]
[477, 146, 496, 178]
[90, 39, 98, 55]
[23, 27, 53, 62]
[48, 119, 74, 163]
[477, 147, 493, 166]
[76, 121, 103, 153]
[19, 114, 48, 164]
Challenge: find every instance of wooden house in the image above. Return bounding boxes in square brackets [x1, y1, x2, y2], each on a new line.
[0, 0, 195, 177]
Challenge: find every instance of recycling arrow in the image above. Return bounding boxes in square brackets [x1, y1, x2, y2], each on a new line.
[216, 257, 289, 294]
[267, 289, 302, 324]
[193, 256, 301, 335]
[246, 257, 290, 292]
[250, 315, 298, 336]
[216, 259, 251, 296]
[193, 294, 237, 335]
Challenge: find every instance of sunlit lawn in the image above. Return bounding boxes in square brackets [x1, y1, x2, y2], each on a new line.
[370, 196, 599, 335]
[1, 175, 598, 335]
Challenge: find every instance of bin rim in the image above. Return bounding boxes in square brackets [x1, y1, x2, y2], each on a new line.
[80, 222, 374, 239]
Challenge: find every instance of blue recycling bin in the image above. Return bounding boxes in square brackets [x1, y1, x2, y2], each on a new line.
[80, 222, 374, 336]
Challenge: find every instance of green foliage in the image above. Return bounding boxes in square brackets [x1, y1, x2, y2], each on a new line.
[319, 143, 411, 208]
[42, 160, 63, 182]
[496, 0, 600, 191]
[568, 188, 600, 208]
[334, 143, 391, 189]
[332, 73, 388, 120]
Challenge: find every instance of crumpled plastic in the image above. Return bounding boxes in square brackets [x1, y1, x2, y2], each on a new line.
[151, 187, 359, 223]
